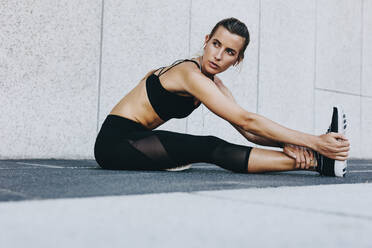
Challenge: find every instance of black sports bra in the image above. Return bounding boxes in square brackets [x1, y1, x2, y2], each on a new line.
[146, 59, 204, 122]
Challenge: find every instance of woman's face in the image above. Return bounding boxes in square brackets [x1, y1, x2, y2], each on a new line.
[202, 26, 245, 75]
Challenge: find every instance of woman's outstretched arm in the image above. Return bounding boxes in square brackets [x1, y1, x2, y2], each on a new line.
[183, 71, 318, 148]
[183, 71, 349, 158]
[230, 123, 283, 148]
[210, 77, 283, 148]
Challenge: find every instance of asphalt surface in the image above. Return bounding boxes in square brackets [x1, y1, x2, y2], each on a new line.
[1, 159, 372, 248]
[1, 159, 371, 202]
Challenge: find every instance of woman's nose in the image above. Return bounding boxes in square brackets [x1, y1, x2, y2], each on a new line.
[215, 49, 223, 60]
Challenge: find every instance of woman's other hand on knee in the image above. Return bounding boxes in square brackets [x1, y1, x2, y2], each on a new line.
[283, 144, 313, 170]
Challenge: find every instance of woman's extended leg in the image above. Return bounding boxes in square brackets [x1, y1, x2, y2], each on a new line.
[121, 130, 317, 174]
[94, 114, 252, 172]
[124, 130, 252, 173]
[95, 114, 316, 173]
[247, 147, 316, 173]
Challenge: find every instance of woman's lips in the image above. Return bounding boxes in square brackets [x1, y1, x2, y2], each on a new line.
[209, 61, 219, 69]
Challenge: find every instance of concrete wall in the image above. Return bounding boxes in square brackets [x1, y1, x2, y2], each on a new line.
[1, 0, 371, 159]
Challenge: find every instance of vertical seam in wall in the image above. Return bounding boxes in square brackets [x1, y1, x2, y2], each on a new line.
[256, 0, 262, 115]
[200, 0, 204, 131]
[201, 0, 204, 131]
[313, 0, 318, 135]
[96, 0, 105, 133]
[188, 0, 192, 58]
[186, 0, 192, 134]
[360, 0, 364, 156]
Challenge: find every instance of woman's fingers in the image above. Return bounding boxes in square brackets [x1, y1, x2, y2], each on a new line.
[329, 133, 349, 148]
[335, 141, 350, 155]
[302, 147, 309, 169]
[286, 145, 325, 170]
[336, 139, 350, 149]
[332, 132, 348, 141]
[299, 147, 307, 169]
[307, 149, 314, 168]
[334, 156, 348, 161]
[296, 148, 303, 169]
[302, 148, 307, 169]
[283, 144, 297, 160]
[299, 147, 306, 169]
[316, 133, 351, 161]
[306, 148, 315, 169]
[318, 133, 351, 154]
[290, 146, 315, 170]
[309, 149, 315, 163]
[294, 148, 301, 169]
[304, 149, 313, 169]
[336, 151, 349, 159]
[337, 146, 350, 152]
[327, 151, 349, 160]
[287, 145, 297, 159]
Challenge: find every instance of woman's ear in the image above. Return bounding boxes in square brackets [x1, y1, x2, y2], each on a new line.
[204, 34, 210, 47]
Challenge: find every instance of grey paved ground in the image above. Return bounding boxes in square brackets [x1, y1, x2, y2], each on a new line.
[0, 159, 371, 201]
[1, 159, 371, 248]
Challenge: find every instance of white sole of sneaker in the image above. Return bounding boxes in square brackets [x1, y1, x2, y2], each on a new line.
[165, 164, 192, 172]
[334, 105, 347, 177]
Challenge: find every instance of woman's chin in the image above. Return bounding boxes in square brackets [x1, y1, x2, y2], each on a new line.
[206, 66, 219, 74]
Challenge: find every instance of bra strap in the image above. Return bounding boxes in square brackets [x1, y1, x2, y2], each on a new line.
[184, 59, 201, 71]
[157, 59, 183, 76]
[158, 59, 201, 77]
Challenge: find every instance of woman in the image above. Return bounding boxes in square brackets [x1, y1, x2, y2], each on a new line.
[94, 17, 350, 177]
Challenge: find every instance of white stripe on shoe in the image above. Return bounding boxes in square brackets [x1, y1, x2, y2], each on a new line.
[165, 164, 192, 172]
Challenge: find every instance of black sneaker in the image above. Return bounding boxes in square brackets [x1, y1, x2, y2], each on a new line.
[315, 106, 348, 177]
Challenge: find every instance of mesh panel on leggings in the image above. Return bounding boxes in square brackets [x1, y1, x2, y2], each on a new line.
[128, 135, 178, 168]
[210, 141, 252, 173]
[126, 130, 252, 173]
[155, 131, 252, 173]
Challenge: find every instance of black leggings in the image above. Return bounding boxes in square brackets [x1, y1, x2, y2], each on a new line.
[94, 114, 253, 173]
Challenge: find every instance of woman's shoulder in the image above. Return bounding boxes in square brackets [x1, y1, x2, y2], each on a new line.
[180, 59, 203, 73]
[178, 61, 204, 79]
[141, 68, 158, 81]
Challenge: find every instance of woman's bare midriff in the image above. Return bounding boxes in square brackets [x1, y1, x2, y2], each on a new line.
[109, 67, 201, 130]
[109, 77, 164, 130]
